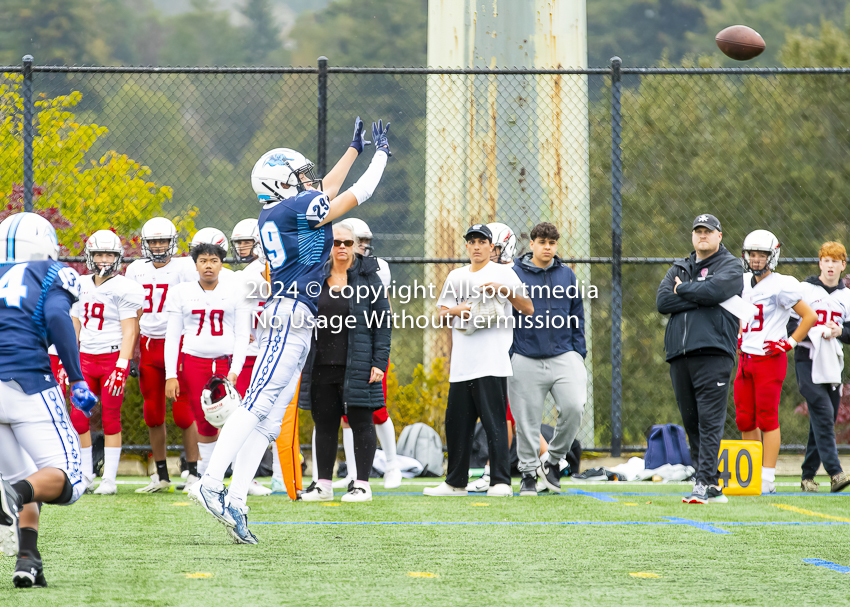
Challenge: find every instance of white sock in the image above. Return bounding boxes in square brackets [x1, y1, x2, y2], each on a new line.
[342, 427, 357, 479]
[271, 444, 283, 483]
[762, 467, 776, 482]
[227, 432, 271, 506]
[81, 446, 93, 478]
[375, 419, 397, 468]
[103, 447, 121, 483]
[318, 479, 332, 491]
[311, 428, 318, 483]
[198, 441, 217, 477]
[483, 464, 490, 477]
[205, 407, 259, 481]
[354, 479, 369, 491]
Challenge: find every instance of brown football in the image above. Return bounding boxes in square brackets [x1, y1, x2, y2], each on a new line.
[715, 25, 766, 61]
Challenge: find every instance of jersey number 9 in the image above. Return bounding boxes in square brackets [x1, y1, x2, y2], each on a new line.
[260, 222, 287, 270]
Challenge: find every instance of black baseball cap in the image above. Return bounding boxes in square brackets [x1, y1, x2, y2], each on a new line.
[465, 224, 492, 242]
[693, 214, 722, 232]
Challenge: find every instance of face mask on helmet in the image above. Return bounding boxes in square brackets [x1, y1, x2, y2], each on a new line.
[84, 231, 124, 277]
[201, 375, 241, 428]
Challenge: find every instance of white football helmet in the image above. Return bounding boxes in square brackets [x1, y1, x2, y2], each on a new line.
[230, 218, 261, 263]
[487, 222, 517, 263]
[191, 228, 229, 253]
[201, 375, 241, 428]
[742, 229, 781, 276]
[0, 212, 60, 263]
[141, 217, 178, 263]
[343, 217, 374, 255]
[251, 148, 322, 203]
[84, 230, 124, 277]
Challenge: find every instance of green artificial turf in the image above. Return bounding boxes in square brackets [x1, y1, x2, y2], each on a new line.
[2, 476, 849, 606]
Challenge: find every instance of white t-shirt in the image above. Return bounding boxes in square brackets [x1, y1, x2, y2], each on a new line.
[125, 257, 198, 339]
[793, 281, 850, 358]
[741, 271, 804, 355]
[236, 258, 268, 358]
[71, 275, 145, 355]
[163, 277, 251, 379]
[436, 261, 526, 382]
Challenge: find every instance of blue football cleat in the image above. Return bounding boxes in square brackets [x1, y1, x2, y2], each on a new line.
[189, 478, 236, 528]
[225, 504, 258, 545]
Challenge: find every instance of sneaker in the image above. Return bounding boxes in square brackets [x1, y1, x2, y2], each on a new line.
[706, 485, 728, 504]
[83, 473, 96, 494]
[271, 478, 286, 493]
[423, 482, 468, 497]
[0, 474, 20, 557]
[93, 479, 117, 495]
[519, 475, 538, 497]
[341, 484, 373, 503]
[830, 471, 850, 493]
[189, 478, 236, 527]
[225, 504, 258, 545]
[332, 476, 354, 489]
[383, 467, 402, 490]
[535, 479, 549, 493]
[486, 483, 513, 497]
[537, 459, 561, 493]
[466, 474, 490, 492]
[13, 555, 47, 588]
[182, 474, 200, 494]
[135, 474, 173, 494]
[801, 478, 820, 493]
[761, 479, 776, 495]
[247, 480, 272, 496]
[300, 483, 334, 502]
[683, 483, 708, 504]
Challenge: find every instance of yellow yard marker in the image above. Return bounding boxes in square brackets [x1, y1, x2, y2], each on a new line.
[772, 503, 850, 523]
[470, 503, 490, 507]
[408, 572, 438, 578]
[321, 503, 341, 507]
[184, 573, 213, 579]
[623, 503, 638, 506]
[172, 502, 191, 507]
[630, 573, 660, 578]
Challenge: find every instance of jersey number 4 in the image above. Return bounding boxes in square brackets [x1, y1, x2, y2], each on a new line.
[260, 222, 287, 270]
[0, 263, 28, 308]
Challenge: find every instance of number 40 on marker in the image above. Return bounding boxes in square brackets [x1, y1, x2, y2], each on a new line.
[717, 440, 763, 496]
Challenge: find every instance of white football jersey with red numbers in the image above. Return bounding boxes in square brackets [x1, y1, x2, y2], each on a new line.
[741, 272, 804, 355]
[164, 277, 251, 379]
[236, 259, 268, 357]
[125, 258, 198, 339]
[793, 281, 850, 356]
[71, 275, 145, 354]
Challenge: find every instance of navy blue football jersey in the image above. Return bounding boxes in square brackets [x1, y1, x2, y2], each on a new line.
[257, 189, 333, 315]
[0, 260, 82, 394]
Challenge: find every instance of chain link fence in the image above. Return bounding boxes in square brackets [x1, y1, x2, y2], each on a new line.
[3, 58, 850, 455]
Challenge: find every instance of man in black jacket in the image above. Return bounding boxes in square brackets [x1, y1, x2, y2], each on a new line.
[656, 214, 744, 504]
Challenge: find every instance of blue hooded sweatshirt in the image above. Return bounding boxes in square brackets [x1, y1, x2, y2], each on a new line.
[510, 253, 587, 359]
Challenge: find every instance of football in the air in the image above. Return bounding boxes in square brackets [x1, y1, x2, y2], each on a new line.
[715, 25, 766, 61]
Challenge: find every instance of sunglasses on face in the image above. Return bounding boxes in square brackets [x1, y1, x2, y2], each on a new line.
[333, 239, 354, 248]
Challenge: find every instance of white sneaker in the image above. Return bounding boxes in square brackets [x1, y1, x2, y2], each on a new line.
[301, 482, 334, 502]
[271, 478, 286, 493]
[247, 480, 272, 496]
[83, 473, 97, 494]
[383, 467, 402, 489]
[466, 474, 490, 492]
[535, 479, 549, 493]
[486, 483, 513, 497]
[341, 484, 372, 502]
[135, 474, 173, 494]
[93, 479, 117, 495]
[332, 476, 354, 489]
[423, 482, 468, 497]
[762, 479, 776, 495]
[182, 474, 200, 494]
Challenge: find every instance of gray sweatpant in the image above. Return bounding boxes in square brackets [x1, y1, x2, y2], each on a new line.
[507, 351, 587, 475]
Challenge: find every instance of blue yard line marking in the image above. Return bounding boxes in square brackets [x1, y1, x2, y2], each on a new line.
[251, 521, 683, 527]
[803, 559, 850, 573]
[662, 517, 730, 534]
[563, 488, 619, 502]
[723, 522, 850, 526]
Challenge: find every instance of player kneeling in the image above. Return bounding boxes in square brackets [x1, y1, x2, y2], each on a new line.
[70, 231, 144, 494]
[0, 213, 98, 588]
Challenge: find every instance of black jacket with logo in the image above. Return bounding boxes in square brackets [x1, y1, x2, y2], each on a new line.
[656, 244, 744, 362]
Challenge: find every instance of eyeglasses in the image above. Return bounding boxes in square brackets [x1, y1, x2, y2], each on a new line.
[333, 239, 354, 248]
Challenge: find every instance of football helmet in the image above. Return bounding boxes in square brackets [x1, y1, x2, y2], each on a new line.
[487, 222, 517, 264]
[343, 217, 374, 256]
[0, 212, 60, 263]
[201, 375, 241, 428]
[191, 228, 229, 253]
[140, 217, 178, 263]
[84, 230, 124, 277]
[251, 148, 322, 203]
[230, 218, 261, 263]
[742, 229, 781, 276]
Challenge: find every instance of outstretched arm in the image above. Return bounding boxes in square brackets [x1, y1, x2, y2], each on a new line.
[321, 116, 371, 200]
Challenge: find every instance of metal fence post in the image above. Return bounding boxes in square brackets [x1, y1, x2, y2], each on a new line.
[22, 54, 34, 212]
[317, 56, 328, 177]
[610, 57, 624, 457]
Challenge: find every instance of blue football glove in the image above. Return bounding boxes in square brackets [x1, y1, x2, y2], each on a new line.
[70, 381, 99, 418]
[350, 116, 371, 154]
[371, 120, 392, 157]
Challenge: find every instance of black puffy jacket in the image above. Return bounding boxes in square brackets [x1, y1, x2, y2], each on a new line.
[298, 254, 392, 410]
[656, 244, 744, 361]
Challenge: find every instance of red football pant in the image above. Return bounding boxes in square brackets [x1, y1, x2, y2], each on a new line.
[235, 356, 257, 398]
[139, 336, 194, 430]
[70, 351, 123, 436]
[182, 353, 231, 438]
[734, 352, 787, 433]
